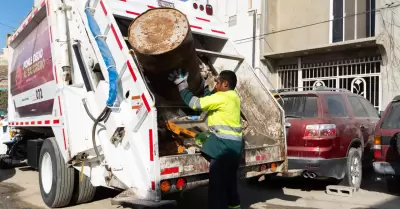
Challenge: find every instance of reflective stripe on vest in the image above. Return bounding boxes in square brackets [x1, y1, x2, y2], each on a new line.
[210, 125, 242, 141]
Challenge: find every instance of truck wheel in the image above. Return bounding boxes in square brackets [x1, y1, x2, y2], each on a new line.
[39, 137, 74, 208]
[339, 147, 362, 190]
[71, 170, 96, 204]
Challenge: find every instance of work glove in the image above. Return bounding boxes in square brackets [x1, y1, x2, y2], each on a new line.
[168, 69, 189, 91]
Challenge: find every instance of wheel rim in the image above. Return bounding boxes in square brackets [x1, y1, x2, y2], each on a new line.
[350, 154, 361, 186]
[41, 152, 53, 194]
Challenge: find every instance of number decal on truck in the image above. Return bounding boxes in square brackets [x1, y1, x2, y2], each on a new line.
[36, 88, 43, 100]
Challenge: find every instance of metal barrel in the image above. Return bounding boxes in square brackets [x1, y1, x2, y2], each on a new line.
[128, 8, 203, 104]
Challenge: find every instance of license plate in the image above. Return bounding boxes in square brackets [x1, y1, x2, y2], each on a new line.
[157, 0, 175, 8]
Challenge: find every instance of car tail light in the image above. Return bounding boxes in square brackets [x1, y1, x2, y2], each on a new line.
[160, 180, 171, 193]
[199, 4, 204, 11]
[193, 3, 198, 9]
[373, 136, 382, 158]
[175, 178, 186, 191]
[304, 124, 336, 138]
[206, 4, 213, 15]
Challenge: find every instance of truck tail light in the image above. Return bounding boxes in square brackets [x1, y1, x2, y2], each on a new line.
[193, 3, 198, 9]
[175, 178, 186, 191]
[206, 4, 213, 15]
[373, 136, 382, 158]
[270, 162, 277, 172]
[199, 4, 204, 11]
[160, 180, 171, 193]
[304, 124, 336, 138]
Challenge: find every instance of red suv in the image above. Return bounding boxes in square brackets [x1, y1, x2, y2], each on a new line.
[279, 88, 380, 189]
[373, 96, 400, 192]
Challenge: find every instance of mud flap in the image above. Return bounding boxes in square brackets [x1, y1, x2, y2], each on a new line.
[111, 188, 177, 208]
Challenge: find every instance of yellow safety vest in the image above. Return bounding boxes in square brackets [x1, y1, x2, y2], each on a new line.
[190, 90, 242, 141]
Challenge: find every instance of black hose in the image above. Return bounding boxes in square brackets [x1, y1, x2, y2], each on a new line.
[82, 99, 105, 128]
[92, 107, 111, 161]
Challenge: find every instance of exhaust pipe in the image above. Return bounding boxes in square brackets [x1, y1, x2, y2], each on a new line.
[302, 171, 317, 179]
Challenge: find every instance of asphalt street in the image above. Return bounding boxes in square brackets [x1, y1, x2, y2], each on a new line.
[1, 167, 400, 209]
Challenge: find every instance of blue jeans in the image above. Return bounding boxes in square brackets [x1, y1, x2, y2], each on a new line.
[208, 158, 241, 209]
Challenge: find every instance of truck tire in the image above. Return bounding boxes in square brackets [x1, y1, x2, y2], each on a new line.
[71, 170, 96, 204]
[39, 137, 74, 208]
[339, 147, 362, 190]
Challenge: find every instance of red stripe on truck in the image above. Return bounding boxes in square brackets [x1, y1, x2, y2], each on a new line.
[111, 24, 123, 50]
[100, 0, 107, 16]
[196, 17, 210, 22]
[190, 25, 202, 29]
[46, 0, 50, 16]
[161, 167, 179, 175]
[141, 94, 151, 112]
[58, 96, 63, 116]
[148, 5, 156, 9]
[41, 0, 46, 7]
[62, 128, 67, 150]
[126, 60, 137, 81]
[126, 11, 140, 16]
[211, 29, 226, 34]
[50, 27, 53, 43]
[149, 129, 154, 161]
[54, 65, 58, 83]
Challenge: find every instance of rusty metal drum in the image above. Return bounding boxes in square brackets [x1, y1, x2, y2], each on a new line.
[128, 8, 203, 104]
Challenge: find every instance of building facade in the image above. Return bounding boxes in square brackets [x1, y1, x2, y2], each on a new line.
[261, 0, 400, 111]
[0, 48, 8, 89]
[212, 0, 399, 111]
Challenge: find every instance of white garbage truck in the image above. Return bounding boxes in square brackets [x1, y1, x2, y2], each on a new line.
[4, 0, 287, 207]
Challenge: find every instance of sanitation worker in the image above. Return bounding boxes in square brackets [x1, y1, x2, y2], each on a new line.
[169, 69, 243, 209]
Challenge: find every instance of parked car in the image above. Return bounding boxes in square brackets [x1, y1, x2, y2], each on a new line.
[373, 95, 400, 192]
[279, 87, 380, 190]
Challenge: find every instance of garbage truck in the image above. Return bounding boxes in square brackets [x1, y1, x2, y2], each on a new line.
[4, 0, 287, 207]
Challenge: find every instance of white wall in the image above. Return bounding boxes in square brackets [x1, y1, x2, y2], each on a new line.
[375, 0, 400, 110]
[210, 0, 274, 88]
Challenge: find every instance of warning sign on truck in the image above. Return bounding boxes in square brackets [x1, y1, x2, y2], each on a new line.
[10, 17, 56, 117]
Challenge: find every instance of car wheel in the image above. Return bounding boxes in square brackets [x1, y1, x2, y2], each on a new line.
[39, 137, 74, 208]
[339, 147, 363, 190]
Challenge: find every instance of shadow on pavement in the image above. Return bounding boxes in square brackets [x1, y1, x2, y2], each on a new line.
[18, 166, 37, 172]
[158, 176, 304, 209]
[356, 195, 400, 209]
[0, 169, 15, 182]
[360, 166, 400, 196]
[93, 186, 121, 202]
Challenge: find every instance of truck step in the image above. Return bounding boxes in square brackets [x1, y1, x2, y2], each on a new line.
[326, 185, 355, 197]
[111, 188, 176, 208]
